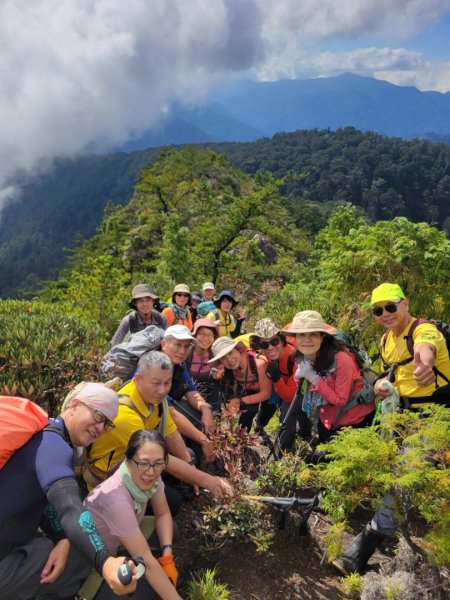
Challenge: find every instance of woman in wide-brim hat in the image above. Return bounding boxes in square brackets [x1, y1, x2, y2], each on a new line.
[206, 290, 245, 339]
[280, 310, 375, 443]
[110, 283, 167, 346]
[162, 284, 193, 331]
[208, 336, 272, 433]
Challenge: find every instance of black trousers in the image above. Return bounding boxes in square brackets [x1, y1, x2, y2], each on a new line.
[239, 399, 277, 432]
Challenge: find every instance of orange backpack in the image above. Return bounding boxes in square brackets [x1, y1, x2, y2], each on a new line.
[0, 396, 49, 469]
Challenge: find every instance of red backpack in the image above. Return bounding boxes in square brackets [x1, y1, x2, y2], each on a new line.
[0, 396, 49, 469]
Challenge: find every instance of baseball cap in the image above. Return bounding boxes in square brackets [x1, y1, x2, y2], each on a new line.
[370, 283, 405, 306]
[164, 325, 195, 341]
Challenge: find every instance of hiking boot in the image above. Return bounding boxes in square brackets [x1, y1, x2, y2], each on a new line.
[331, 525, 386, 575]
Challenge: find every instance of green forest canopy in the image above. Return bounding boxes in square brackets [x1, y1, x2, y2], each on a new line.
[40, 146, 450, 353]
[1, 127, 450, 298]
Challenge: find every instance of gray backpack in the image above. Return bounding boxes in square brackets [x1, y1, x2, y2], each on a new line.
[99, 325, 164, 381]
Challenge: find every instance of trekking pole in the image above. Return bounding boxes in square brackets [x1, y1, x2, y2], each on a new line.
[268, 386, 303, 460]
[242, 491, 322, 536]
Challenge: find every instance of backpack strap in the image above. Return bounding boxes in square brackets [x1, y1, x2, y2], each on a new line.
[128, 310, 140, 334]
[185, 347, 194, 370]
[247, 351, 258, 376]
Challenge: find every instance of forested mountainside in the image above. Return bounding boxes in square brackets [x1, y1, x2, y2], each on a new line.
[39, 145, 450, 347]
[1, 127, 450, 298]
[40, 146, 307, 335]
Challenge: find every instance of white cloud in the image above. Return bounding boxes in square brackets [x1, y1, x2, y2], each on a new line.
[257, 0, 449, 40]
[0, 0, 449, 206]
[257, 46, 450, 94]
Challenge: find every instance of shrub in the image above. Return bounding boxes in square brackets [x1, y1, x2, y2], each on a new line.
[187, 568, 230, 600]
[0, 300, 105, 414]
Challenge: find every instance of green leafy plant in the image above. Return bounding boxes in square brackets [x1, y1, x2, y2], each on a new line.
[342, 572, 363, 597]
[198, 409, 275, 553]
[0, 299, 104, 414]
[315, 406, 450, 566]
[187, 568, 230, 600]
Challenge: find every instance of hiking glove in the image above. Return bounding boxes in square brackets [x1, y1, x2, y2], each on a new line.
[158, 554, 179, 587]
[296, 361, 318, 384]
[265, 362, 281, 382]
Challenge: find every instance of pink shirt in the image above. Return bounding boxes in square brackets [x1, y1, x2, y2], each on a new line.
[310, 351, 375, 430]
[84, 468, 164, 555]
[189, 349, 212, 381]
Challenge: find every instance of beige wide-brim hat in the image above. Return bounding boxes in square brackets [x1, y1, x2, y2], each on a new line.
[208, 336, 246, 364]
[279, 310, 336, 336]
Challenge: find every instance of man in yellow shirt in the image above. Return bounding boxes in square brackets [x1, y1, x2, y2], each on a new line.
[372, 282, 450, 407]
[333, 282, 450, 576]
[86, 351, 231, 499]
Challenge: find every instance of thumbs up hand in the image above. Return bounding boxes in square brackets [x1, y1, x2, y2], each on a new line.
[412, 349, 435, 387]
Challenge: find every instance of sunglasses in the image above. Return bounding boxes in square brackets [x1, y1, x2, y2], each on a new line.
[175, 293, 190, 298]
[257, 337, 281, 350]
[372, 302, 401, 317]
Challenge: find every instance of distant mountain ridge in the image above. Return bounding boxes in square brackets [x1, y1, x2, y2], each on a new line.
[118, 73, 450, 151]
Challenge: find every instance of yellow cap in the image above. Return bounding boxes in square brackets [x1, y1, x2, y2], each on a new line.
[370, 283, 405, 305]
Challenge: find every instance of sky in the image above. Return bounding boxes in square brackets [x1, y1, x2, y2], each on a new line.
[0, 0, 449, 206]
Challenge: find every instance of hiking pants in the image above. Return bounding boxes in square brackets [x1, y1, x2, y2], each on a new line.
[0, 533, 91, 600]
[239, 399, 277, 432]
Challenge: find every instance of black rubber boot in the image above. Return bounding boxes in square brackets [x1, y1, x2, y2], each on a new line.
[331, 525, 386, 575]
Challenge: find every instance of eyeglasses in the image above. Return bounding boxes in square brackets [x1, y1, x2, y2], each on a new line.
[82, 403, 115, 431]
[196, 330, 215, 338]
[256, 337, 281, 350]
[130, 458, 166, 473]
[175, 293, 190, 298]
[372, 302, 401, 317]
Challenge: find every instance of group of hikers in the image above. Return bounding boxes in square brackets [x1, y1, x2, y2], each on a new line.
[1, 280, 449, 599]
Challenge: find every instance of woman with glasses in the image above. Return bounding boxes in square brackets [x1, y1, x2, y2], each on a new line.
[162, 284, 193, 331]
[85, 429, 181, 600]
[251, 318, 307, 452]
[280, 311, 376, 444]
[186, 318, 221, 413]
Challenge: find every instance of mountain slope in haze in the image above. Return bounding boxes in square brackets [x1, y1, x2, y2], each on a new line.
[210, 73, 450, 139]
[118, 73, 450, 151]
[120, 104, 265, 151]
[0, 150, 157, 297]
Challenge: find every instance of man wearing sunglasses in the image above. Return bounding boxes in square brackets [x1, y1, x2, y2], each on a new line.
[371, 282, 450, 407]
[333, 282, 450, 577]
